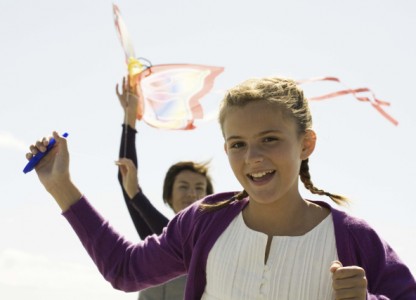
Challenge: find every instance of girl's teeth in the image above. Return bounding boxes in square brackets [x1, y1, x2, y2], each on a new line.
[251, 171, 271, 178]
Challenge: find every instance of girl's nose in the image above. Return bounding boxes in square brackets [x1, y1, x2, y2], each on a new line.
[245, 146, 264, 165]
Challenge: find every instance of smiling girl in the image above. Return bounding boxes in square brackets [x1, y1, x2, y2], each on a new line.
[26, 77, 416, 299]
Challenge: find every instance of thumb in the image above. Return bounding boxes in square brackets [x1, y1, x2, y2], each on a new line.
[330, 260, 343, 273]
[52, 131, 68, 152]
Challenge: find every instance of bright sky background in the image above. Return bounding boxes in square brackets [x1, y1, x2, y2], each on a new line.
[1, 1, 415, 299]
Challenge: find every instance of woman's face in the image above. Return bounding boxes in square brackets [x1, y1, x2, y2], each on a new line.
[169, 170, 208, 213]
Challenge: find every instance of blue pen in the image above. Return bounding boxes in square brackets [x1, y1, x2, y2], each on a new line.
[23, 132, 69, 174]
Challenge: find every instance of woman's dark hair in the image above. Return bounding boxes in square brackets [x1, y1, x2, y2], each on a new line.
[163, 161, 214, 208]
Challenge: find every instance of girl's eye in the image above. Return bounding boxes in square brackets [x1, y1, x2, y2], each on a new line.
[263, 137, 278, 143]
[230, 142, 245, 149]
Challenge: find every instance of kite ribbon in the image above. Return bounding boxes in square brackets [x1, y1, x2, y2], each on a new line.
[296, 76, 398, 126]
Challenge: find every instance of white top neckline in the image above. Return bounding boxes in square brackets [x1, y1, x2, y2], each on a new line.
[202, 211, 338, 300]
[238, 210, 332, 239]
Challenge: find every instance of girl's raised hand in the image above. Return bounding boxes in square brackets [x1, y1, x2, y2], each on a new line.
[26, 131, 81, 212]
[330, 261, 367, 299]
[26, 132, 70, 187]
[115, 157, 140, 199]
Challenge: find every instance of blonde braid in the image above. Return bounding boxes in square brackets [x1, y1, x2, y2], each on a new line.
[200, 190, 248, 212]
[300, 159, 348, 205]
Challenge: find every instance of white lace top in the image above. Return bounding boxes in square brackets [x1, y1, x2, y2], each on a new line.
[201, 212, 338, 300]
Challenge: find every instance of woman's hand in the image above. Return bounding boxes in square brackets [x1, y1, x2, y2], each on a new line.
[330, 261, 367, 299]
[116, 76, 139, 128]
[26, 131, 81, 212]
[115, 157, 140, 199]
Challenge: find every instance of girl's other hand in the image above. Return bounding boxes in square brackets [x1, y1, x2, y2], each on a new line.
[330, 261, 367, 299]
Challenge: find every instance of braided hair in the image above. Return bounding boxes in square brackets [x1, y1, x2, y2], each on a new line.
[201, 77, 347, 211]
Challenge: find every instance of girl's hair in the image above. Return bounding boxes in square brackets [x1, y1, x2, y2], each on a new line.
[163, 161, 214, 208]
[201, 77, 347, 211]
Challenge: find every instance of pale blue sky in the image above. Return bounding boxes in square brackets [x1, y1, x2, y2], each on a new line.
[1, 1, 415, 299]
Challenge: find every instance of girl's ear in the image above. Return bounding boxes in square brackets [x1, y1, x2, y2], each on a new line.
[301, 129, 316, 160]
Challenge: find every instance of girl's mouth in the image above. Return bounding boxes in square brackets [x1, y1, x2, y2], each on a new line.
[248, 170, 275, 182]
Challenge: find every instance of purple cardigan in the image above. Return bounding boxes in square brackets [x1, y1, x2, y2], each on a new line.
[63, 192, 416, 299]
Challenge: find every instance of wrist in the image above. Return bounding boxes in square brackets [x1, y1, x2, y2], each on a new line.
[127, 189, 140, 200]
[127, 184, 141, 199]
[127, 119, 136, 128]
[46, 179, 82, 212]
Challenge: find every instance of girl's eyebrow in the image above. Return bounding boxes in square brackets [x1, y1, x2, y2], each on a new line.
[225, 135, 242, 142]
[226, 129, 283, 142]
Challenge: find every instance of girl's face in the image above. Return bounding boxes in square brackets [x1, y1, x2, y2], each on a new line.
[169, 170, 208, 213]
[223, 101, 315, 206]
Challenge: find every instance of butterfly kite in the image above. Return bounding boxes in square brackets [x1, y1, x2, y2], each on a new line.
[113, 4, 224, 130]
[113, 4, 396, 127]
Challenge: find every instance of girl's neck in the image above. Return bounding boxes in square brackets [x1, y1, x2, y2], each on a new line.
[242, 196, 329, 236]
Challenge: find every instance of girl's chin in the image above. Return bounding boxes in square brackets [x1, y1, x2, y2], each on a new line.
[246, 189, 281, 204]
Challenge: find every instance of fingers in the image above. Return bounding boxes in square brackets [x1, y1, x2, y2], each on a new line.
[115, 158, 135, 169]
[125, 76, 130, 90]
[121, 76, 128, 93]
[26, 136, 50, 160]
[52, 131, 68, 147]
[331, 261, 367, 299]
[115, 158, 139, 199]
[27, 131, 66, 152]
[116, 83, 121, 98]
[116, 77, 140, 111]
[330, 260, 343, 273]
[332, 265, 366, 281]
[36, 137, 49, 151]
[116, 77, 127, 94]
[125, 75, 139, 96]
[116, 80, 127, 107]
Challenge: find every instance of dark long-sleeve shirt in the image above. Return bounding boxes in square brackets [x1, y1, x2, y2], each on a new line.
[118, 124, 169, 239]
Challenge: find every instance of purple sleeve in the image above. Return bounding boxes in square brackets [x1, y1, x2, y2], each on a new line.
[366, 293, 389, 299]
[364, 233, 416, 298]
[336, 212, 416, 299]
[62, 196, 186, 292]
